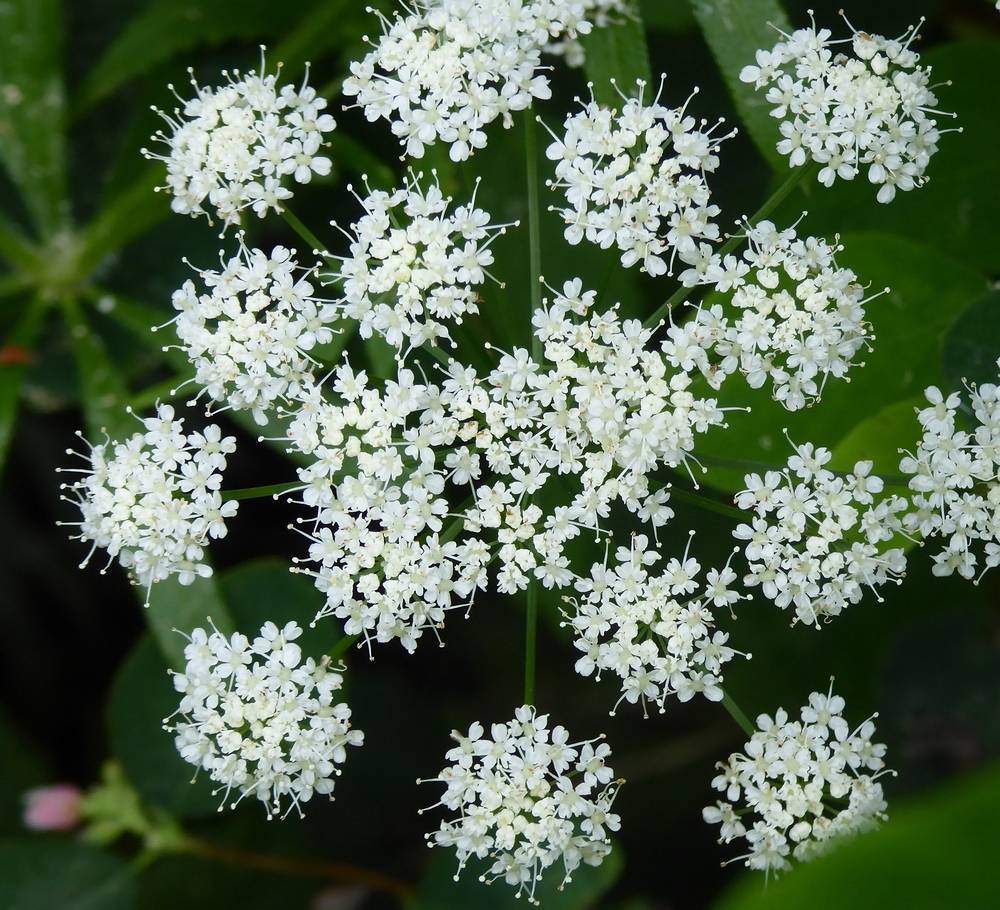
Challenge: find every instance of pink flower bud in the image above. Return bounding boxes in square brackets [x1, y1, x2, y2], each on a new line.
[23, 784, 83, 832]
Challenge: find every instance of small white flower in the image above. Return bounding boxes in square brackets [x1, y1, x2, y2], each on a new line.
[142, 51, 335, 225]
[166, 620, 363, 818]
[740, 13, 957, 202]
[420, 705, 622, 904]
[704, 685, 892, 873]
[59, 405, 238, 602]
[546, 78, 729, 277]
[900, 365, 1000, 582]
[733, 437, 908, 625]
[169, 238, 341, 424]
[323, 173, 512, 355]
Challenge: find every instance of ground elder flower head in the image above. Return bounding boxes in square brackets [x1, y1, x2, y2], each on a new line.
[733, 437, 908, 626]
[419, 705, 622, 903]
[900, 366, 1000, 581]
[740, 13, 958, 203]
[167, 240, 341, 424]
[166, 620, 363, 819]
[58, 405, 238, 603]
[704, 684, 892, 874]
[565, 532, 749, 717]
[323, 173, 513, 356]
[545, 77, 730, 277]
[344, 1, 599, 161]
[282, 363, 494, 653]
[669, 218, 879, 411]
[142, 49, 335, 226]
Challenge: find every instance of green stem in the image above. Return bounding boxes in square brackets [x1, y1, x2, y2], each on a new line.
[128, 373, 192, 411]
[329, 634, 361, 663]
[525, 114, 543, 361]
[221, 481, 300, 502]
[524, 583, 539, 705]
[721, 689, 755, 737]
[280, 208, 327, 254]
[522, 112, 544, 705]
[668, 484, 745, 522]
[643, 164, 816, 330]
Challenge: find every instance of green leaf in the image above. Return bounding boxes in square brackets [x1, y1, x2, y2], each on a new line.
[62, 298, 133, 442]
[414, 842, 622, 910]
[0, 840, 135, 910]
[0, 211, 39, 271]
[76, 170, 170, 279]
[143, 573, 235, 670]
[829, 397, 923, 481]
[943, 288, 1000, 396]
[76, 0, 321, 112]
[0, 0, 69, 237]
[802, 42, 1000, 274]
[686, 0, 791, 170]
[0, 301, 46, 477]
[0, 708, 46, 837]
[713, 763, 1000, 910]
[640, 0, 695, 31]
[582, 10, 653, 107]
[695, 233, 988, 493]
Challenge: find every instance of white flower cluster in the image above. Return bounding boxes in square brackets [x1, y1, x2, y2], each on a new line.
[143, 54, 335, 225]
[168, 242, 340, 424]
[167, 620, 363, 819]
[324, 174, 510, 355]
[546, 80, 727, 277]
[669, 219, 876, 411]
[59, 405, 237, 601]
[285, 364, 494, 653]
[740, 17, 952, 203]
[565, 534, 747, 715]
[734, 441, 908, 626]
[420, 706, 621, 903]
[543, 0, 630, 67]
[900, 370, 1000, 581]
[704, 687, 891, 873]
[344, 0, 607, 162]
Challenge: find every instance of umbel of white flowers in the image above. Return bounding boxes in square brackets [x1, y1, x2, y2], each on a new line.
[704, 685, 893, 873]
[58, 404, 238, 603]
[142, 50, 335, 225]
[166, 620, 363, 820]
[740, 14, 958, 202]
[418, 705, 622, 904]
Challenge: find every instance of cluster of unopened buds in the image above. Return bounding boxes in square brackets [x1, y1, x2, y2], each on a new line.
[58, 4, 985, 897]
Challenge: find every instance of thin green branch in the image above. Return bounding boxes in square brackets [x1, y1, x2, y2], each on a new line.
[221, 481, 301, 502]
[721, 689, 755, 737]
[667, 484, 745, 522]
[280, 208, 327, 254]
[329, 634, 362, 663]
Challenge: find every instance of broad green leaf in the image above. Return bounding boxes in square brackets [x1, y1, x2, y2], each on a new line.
[143, 573, 234, 670]
[640, 0, 695, 31]
[109, 636, 219, 817]
[62, 299, 133, 442]
[582, 9, 653, 107]
[829, 397, 923, 482]
[943, 288, 1000, 396]
[414, 840, 622, 910]
[0, 0, 69, 237]
[686, 0, 791, 170]
[713, 763, 1000, 910]
[0, 840, 135, 910]
[76, 0, 322, 112]
[0, 301, 46, 476]
[803, 42, 1000, 274]
[695, 233, 988, 493]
